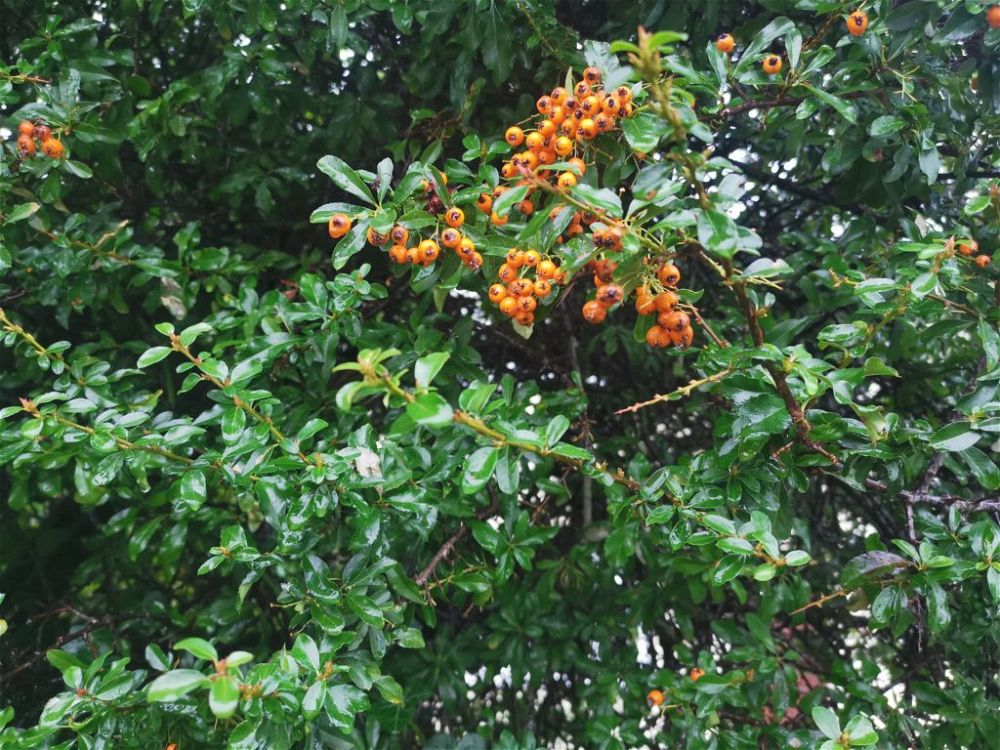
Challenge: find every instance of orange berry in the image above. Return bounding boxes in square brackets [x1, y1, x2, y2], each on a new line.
[488, 284, 508, 304]
[548, 106, 567, 126]
[389, 225, 409, 245]
[327, 213, 352, 239]
[537, 119, 557, 138]
[655, 291, 679, 312]
[582, 299, 607, 324]
[517, 295, 537, 313]
[847, 10, 869, 35]
[18, 120, 35, 136]
[557, 172, 577, 190]
[646, 325, 671, 348]
[389, 244, 409, 264]
[659, 310, 690, 332]
[593, 259, 617, 282]
[568, 157, 587, 176]
[505, 126, 525, 147]
[602, 94, 621, 114]
[990, 6, 1000, 28]
[405, 247, 421, 264]
[33, 124, 52, 141]
[515, 310, 535, 326]
[518, 198, 535, 216]
[524, 250, 541, 267]
[550, 86, 569, 105]
[445, 207, 465, 228]
[716, 33, 735, 53]
[581, 95, 601, 116]
[560, 117, 580, 139]
[457, 237, 476, 258]
[491, 211, 509, 226]
[762, 54, 782, 75]
[594, 113, 614, 132]
[536, 95, 553, 115]
[636, 294, 657, 315]
[614, 85, 632, 102]
[670, 326, 694, 348]
[533, 279, 553, 297]
[477, 193, 493, 213]
[573, 81, 591, 99]
[16, 134, 36, 157]
[441, 227, 462, 249]
[499, 297, 518, 316]
[657, 263, 681, 287]
[976, 254, 991, 268]
[537, 260, 558, 279]
[508, 278, 533, 297]
[526, 131, 544, 152]
[582, 66, 601, 84]
[501, 161, 518, 179]
[690, 668, 706, 682]
[493, 185, 509, 199]
[506, 248, 525, 267]
[537, 149, 557, 166]
[498, 263, 518, 283]
[958, 239, 978, 256]
[418, 239, 440, 264]
[367, 227, 389, 246]
[596, 283, 623, 307]
[578, 118, 598, 140]
[554, 136, 574, 156]
[41, 138, 64, 159]
[465, 251, 484, 271]
[647, 689, 665, 707]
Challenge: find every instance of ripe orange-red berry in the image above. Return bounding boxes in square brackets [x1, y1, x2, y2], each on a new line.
[657, 263, 681, 287]
[445, 207, 465, 228]
[18, 120, 35, 136]
[537, 259, 558, 279]
[499, 297, 518, 316]
[525, 131, 544, 152]
[466, 251, 483, 271]
[367, 227, 389, 246]
[16, 134, 36, 157]
[537, 119, 557, 138]
[582, 66, 601, 84]
[557, 172, 577, 190]
[958, 239, 978, 256]
[457, 237, 476, 258]
[554, 136, 574, 156]
[41, 138, 65, 159]
[518, 199, 535, 216]
[508, 278, 533, 297]
[655, 290, 679, 312]
[390, 225, 409, 245]
[418, 239, 440, 264]
[441, 227, 462, 248]
[536, 95, 553, 115]
[975, 254, 991, 268]
[660, 310, 690, 332]
[405, 246, 421, 264]
[498, 263, 518, 283]
[646, 689, 665, 707]
[987, 5, 1000, 28]
[476, 193, 493, 214]
[596, 283, 623, 307]
[33, 124, 52, 141]
[568, 157, 587, 176]
[506, 248, 525, 267]
[646, 325, 671, 348]
[488, 284, 507, 304]
[847, 10, 869, 35]
[690, 668, 706, 682]
[533, 279, 552, 297]
[515, 310, 535, 326]
[328, 213, 352, 239]
[523, 250, 541, 267]
[670, 326, 694, 348]
[762, 55, 782, 75]
[389, 244, 409, 264]
[578, 118, 598, 140]
[574, 81, 591, 99]
[517, 295, 537, 313]
[491, 211, 509, 226]
[582, 300, 607, 324]
[550, 86, 569, 105]
[505, 126, 524, 147]
[716, 33, 735, 53]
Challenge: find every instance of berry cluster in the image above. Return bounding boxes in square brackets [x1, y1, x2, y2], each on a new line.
[487, 248, 565, 328]
[15, 119, 64, 159]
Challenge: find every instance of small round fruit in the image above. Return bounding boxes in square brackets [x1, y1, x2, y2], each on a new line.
[491, 211, 509, 226]
[533, 279, 553, 297]
[690, 668, 706, 682]
[525, 131, 544, 152]
[536, 95, 553, 115]
[550, 86, 569, 105]
[655, 290, 679, 312]
[578, 118, 598, 140]
[557, 172, 578, 190]
[548, 106, 567, 126]
[596, 283, 624, 307]
[476, 193, 493, 214]
[328, 213, 352, 239]
[389, 225, 409, 246]
[716, 33, 735, 54]
[523, 249, 541, 267]
[466, 252, 484, 271]
[762, 54, 782, 75]
[458, 237, 476, 258]
[418, 239, 440, 264]
[537, 259, 558, 279]
[445, 207, 465, 228]
[846, 10, 869, 35]
[582, 66, 601, 84]
[506, 248, 526, 267]
[988, 5, 1000, 28]
[367, 227, 389, 246]
[16, 134, 36, 157]
[958, 239, 978, 256]
[505, 126, 525, 147]
[660, 310, 691, 332]
[555, 135, 574, 156]
[582, 300, 607, 324]
[389, 244, 409, 264]
[670, 326, 694, 348]
[441, 227, 462, 248]
[515, 311, 535, 326]
[41, 138, 65, 159]
[568, 157, 587, 176]
[646, 325, 671, 348]
[18, 120, 35, 136]
[499, 297, 518, 316]
[560, 117, 579, 139]
[647, 689, 666, 707]
[657, 263, 681, 287]
[518, 198, 535, 216]
[498, 263, 518, 283]
[614, 85, 632, 102]
[488, 284, 508, 304]
[537, 119, 557, 138]
[517, 295, 537, 313]
[508, 278, 533, 297]
[975, 254, 991, 268]
[574, 81, 591, 99]
[405, 247, 421, 264]
[601, 94, 621, 114]
[593, 113, 613, 132]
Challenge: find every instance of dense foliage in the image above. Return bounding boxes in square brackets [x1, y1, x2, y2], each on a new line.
[2, 1, 1000, 748]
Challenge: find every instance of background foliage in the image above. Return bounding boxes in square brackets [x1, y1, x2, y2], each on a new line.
[2, 0, 1000, 748]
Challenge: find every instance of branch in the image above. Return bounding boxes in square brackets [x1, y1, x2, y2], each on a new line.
[615, 366, 736, 415]
[414, 493, 500, 587]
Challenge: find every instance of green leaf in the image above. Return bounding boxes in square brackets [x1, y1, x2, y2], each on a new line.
[965, 195, 991, 215]
[209, 675, 239, 719]
[5, 202, 40, 224]
[374, 674, 404, 705]
[812, 706, 841, 740]
[621, 111, 669, 153]
[302, 681, 324, 720]
[492, 185, 528, 218]
[406, 392, 453, 428]
[711, 555, 744, 586]
[462, 447, 498, 495]
[844, 715, 878, 746]
[174, 637, 218, 662]
[869, 115, 906, 137]
[930, 421, 979, 451]
[317, 155, 375, 204]
[137, 346, 172, 368]
[147, 669, 207, 702]
[571, 184, 622, 217]
[414, 352, 450, 387]
[785, 550, 811, 567]
[326, 684, 370, 732]
[544, 415, 571, 447]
